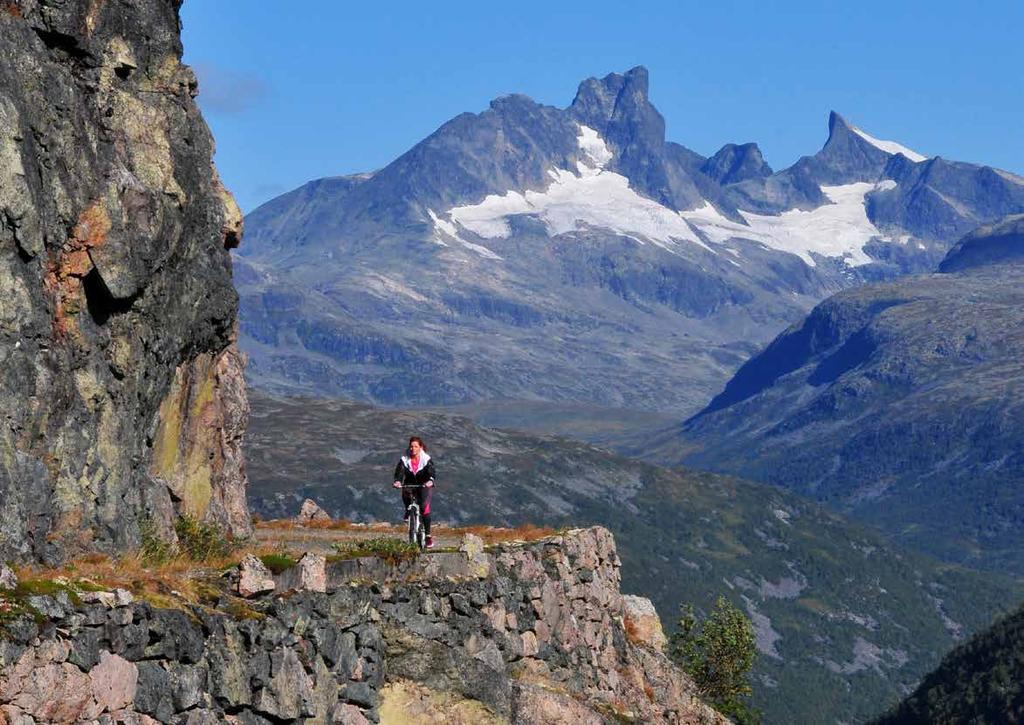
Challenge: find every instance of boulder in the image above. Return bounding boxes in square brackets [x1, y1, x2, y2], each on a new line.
[622, 594, 667, 651]
[237, 555, 276, 598]
[459, 533, 490, 578]
[297, 553, 327, 593]
[278, 552, 327, 594]
[297, 499, 332, 525]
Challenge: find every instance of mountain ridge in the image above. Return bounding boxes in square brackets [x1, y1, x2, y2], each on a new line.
[679, 216, 1024, 573]
[238, 66, 1024, 414]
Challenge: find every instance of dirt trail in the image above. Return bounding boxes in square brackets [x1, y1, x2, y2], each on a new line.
[254, 523, 465, 555]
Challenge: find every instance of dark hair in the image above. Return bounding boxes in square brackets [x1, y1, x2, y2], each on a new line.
[408, 436, 426, 450]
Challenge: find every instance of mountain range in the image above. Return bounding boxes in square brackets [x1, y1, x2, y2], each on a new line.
[244, 390, 1022, 725]
[236, 66, 1024, 416]
[678, 214, 1024, 574]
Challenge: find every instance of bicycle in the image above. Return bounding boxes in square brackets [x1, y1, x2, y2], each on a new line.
[402, 484, 427, 550]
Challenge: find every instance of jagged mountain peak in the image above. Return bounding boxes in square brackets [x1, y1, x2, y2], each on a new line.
[701, 142, 773, 185]
[825, 110, 928, 163]
[488, 92, 543, 112]
[239, 66, 1024, 416]
[569, 65, 651, 121]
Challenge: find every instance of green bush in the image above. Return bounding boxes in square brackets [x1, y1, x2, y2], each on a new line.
[668, 596, 761, 724]
[139, 520, 175, 565]
[139, 515, 237, 565]
[259, 553, 298, 574]
[174, 514, 235, 562]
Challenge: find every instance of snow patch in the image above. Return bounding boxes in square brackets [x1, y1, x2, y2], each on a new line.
[851, 125, 928, 162]
[440, 125, 711, 254]
[434, 124, 907, 269]
[577, 124, 614, 168]
[428, 209, 503, 260]
[681, 182, 898, 267]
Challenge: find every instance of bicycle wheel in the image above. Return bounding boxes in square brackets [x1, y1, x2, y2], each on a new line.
[408, 508, 418, 544]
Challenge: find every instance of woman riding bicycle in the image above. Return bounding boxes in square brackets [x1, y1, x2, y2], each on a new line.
[392, 436, 435, 548]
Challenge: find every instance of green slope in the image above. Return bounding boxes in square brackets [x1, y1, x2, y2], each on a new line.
[873, 601, 1024, 724]
[246, 391, 1023, 724]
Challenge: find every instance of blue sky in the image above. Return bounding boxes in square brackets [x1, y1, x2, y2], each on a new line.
[181, 0, 1024, 213]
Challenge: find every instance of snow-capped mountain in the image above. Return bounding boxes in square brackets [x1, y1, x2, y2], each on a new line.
[238, 66, 1024, 414]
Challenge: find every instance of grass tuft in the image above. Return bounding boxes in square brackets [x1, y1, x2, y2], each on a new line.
[329, 537, 421, 566]
[259, 553, 298, 574]
[140, 520, 175, 566]
[174, 514, 237, 562]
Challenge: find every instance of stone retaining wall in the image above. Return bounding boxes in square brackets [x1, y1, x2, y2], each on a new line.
[0, 528, 724, 724]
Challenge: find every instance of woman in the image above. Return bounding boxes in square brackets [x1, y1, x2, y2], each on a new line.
[392, 436, 435, 548]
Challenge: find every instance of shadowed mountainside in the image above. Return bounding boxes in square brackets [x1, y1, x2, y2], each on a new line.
[680, 219, 1024, 574]
[873, 600, 1024, 724]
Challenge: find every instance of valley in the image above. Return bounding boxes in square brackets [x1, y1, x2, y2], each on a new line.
[245, 391, 1023, 724]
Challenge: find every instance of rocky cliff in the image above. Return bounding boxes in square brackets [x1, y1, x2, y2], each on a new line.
[0, 0, 249, 563]
[0, 527, 725, 724]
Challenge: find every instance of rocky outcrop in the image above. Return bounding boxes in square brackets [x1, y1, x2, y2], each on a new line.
[0, 0, 249, 562]
[0, 528, 725, 723]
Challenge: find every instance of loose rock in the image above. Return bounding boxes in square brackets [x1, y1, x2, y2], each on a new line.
[0, 565, 16, 590]
[297, 499, 332, 525]
[623, 594, 668, 651]
[237, 555, 276, 598]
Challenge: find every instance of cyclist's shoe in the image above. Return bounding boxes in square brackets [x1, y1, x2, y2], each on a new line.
[426, 536, 434, 549]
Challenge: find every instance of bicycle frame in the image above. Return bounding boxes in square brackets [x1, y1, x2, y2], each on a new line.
[402, 484, 426, 550]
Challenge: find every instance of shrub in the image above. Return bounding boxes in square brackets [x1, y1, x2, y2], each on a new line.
[139, 520, 175, 566]
[139, 515, 237, 565]
[668, 596, 761, 724]
[174, 514, 236, 562]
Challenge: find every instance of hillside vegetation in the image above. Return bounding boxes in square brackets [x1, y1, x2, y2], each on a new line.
[873, 601, 1024, 724]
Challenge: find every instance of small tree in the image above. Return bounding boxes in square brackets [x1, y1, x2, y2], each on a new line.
[668, 596, 761, 724]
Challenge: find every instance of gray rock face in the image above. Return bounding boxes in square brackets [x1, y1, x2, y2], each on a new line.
[237, 555, 276, 598]
[0, 1, 250, 562]
[237, 67, 1024, 415]
[682, 223, 1024, 573]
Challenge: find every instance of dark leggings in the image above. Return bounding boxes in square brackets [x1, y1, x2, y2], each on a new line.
[402, 486, 432, 535]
